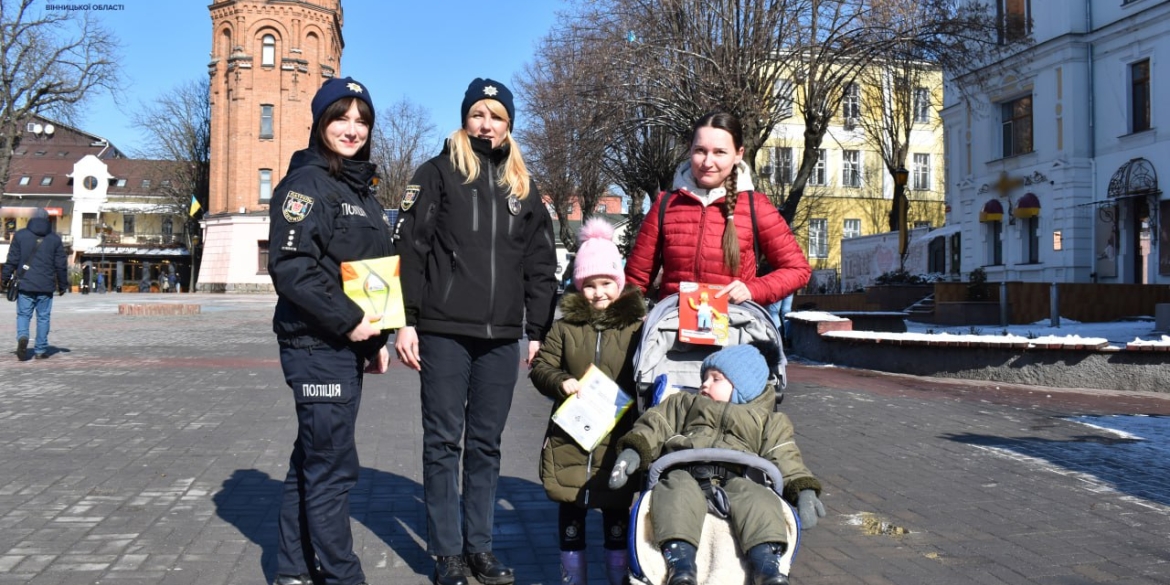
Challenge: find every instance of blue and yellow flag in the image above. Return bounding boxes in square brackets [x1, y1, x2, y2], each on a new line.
[189, 195, 202, 218]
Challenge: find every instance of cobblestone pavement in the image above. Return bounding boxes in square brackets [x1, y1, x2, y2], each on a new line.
[2, 293, 1169, 585]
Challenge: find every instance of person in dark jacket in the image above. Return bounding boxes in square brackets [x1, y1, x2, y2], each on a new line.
[2, 209, 68, 360]
[394, 77, 557, 585]
[266, 76, 393, 585]
[609, 344, 825, 585]
[529, 218, 645, 585]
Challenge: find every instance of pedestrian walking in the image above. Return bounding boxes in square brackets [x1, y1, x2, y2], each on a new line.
[2, 208, 68, 360]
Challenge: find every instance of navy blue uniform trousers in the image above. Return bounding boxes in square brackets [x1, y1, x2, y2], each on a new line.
[419, 333, 519, 557]
[277, 343, 366, 585]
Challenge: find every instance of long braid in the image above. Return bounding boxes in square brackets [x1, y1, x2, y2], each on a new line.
[721, 166, 741, 274]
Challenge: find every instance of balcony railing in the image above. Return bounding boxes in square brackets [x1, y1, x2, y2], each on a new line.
[96, 233, 185, 247]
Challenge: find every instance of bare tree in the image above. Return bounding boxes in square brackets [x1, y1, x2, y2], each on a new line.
[516, 29, 610, 251]
[131, 77, 211, 285]
[131, 78, 211, 218]
[369, 98, 438, 210]
[0, 0, 121, 186]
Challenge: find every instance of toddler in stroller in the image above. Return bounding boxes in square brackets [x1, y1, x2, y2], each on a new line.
[609, 344, 825, 585]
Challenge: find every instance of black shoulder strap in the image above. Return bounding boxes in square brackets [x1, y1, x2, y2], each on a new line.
[16, 237, 45, 278]
[747, 192, 762, 263]
[652, 191, 673, 279]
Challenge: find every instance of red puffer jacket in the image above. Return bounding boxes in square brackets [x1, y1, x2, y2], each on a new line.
[625, 188, 811, 305]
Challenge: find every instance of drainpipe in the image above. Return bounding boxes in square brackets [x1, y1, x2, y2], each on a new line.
[1086, 0, 1098, 283]
[1050, 282, 1061, 327]
[1000, 281, 1009, 327]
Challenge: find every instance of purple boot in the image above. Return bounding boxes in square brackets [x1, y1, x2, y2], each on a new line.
[560, 550, 586, 585]
[605, 549, 629, 585]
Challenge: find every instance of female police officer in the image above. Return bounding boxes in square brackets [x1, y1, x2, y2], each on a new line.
[267, 77, 393, 585]
[394, 78, 558, 585]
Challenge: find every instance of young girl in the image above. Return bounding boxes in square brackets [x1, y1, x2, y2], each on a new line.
[529, 218, 647, 585]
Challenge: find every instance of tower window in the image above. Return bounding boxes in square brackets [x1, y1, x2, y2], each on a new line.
[258, 240, 270, 275]
[259, 169, 273, 202]
[260, 105, 274, 139]
[261, 34, 276, 67]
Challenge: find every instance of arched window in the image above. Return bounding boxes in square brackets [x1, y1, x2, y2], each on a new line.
[220, 29, 232, 59]
[261, 34, 276, 67]
[162, 217, 174, 237]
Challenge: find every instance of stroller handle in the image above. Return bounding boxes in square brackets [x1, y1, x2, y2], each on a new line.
[646, 448, 785, 493]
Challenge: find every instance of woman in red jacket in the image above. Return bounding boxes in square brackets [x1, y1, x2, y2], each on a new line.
[625, 111, 810, 305]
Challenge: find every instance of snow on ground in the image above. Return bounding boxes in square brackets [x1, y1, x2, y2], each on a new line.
[790, 310, 1169, 348]
[904, 317, 1168, 348]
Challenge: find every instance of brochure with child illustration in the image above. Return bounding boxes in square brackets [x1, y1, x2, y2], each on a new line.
[552, 365, 635, 451]
[340, 255, 406, 330]
[678, 281, 730, 345]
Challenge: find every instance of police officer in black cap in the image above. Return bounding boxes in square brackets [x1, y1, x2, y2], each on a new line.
[395, 77, 557, 585]
[268, 76, 394, 585]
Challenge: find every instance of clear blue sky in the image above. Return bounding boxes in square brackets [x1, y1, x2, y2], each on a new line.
[73, 0, 565, 155]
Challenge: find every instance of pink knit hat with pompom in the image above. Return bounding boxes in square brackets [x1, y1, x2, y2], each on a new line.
[573, 218, 625, 292]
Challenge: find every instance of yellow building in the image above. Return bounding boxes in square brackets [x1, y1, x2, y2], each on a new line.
[755, 62, 946, 282]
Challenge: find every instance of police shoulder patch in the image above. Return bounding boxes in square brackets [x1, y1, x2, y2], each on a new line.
[282, 191, 314, 223]
[401, 185, 421, 211]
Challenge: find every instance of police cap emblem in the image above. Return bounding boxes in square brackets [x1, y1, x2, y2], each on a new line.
[282, 191, 314, 223]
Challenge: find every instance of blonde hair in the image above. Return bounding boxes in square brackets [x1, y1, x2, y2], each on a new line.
[447, 99, 532, 199]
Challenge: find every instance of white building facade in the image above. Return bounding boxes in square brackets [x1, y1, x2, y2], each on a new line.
[942, 0, 1170, 285]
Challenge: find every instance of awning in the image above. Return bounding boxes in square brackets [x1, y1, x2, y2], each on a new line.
[100, 202, 183, 214]
[979, 199, 1004, 222]
[0, 197, 74, 217]
[1013, 192, 1040, 218]
[83, 246, 189, 257]
[924, 223, 962, 240]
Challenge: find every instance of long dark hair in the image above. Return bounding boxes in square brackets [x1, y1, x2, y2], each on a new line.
[315, 97, 374, 178]
[693, 111, 745, 273]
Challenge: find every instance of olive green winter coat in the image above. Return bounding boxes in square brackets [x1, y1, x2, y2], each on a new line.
[529, 286, 646, 508]
[618, 388, 822, 504]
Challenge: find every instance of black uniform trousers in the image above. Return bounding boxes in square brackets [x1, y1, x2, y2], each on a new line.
[419, 333, 519, 557]
[277, 342, 366, 585]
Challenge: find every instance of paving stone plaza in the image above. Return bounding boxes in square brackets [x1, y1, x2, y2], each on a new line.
[2, 294, 1169, 584]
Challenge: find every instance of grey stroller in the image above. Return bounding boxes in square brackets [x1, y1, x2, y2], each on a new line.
[625, 294, 800, 584]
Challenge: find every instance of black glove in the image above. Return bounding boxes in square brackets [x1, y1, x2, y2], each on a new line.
[797, 489, 825, 529]
[57, 289, 67, 296]
[608, 449, 640, 489]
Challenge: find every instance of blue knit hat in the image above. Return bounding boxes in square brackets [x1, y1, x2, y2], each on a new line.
[700, 345, 769, 404]
[461, 77, 515, 128]
[311, 77, 374, 124]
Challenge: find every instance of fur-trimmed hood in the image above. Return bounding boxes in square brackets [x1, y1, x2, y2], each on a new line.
[557, 285, 646, 330]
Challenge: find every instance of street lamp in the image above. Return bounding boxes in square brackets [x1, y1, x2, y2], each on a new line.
[98, 222, 111, 292]
[894, 166, 910, 270]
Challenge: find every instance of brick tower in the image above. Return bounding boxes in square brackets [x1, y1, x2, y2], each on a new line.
[199, 0, 344, 292]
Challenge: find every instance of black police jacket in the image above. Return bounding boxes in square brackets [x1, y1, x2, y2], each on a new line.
[268, 147, 395, 355]
[396, 137, 557, 341]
